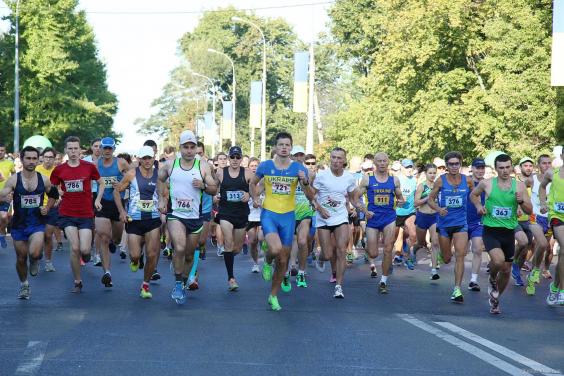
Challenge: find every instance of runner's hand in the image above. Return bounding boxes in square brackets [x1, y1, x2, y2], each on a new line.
[477, 206, 487, 216]
[365, 210, 375, 220]
[94, 199, 102, 212]
[298, 170, 307, 183]
[396, 198, 405, 207]
[119, 211, 128, 223]
[158, 200, 167, 215]
[540, 204, 548, 215]
[192, 178, 204, 189]
[39, 206, 48, 216]
[438, 208, 448, 217]
[241, 192, 250, 203]
[252, 197, 262, 208]
[319, 207, 331, 219]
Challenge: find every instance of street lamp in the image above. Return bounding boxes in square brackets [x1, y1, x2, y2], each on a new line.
[14, 0, 21, 153]
[207, 48, 236, 147]
[231, 16, 267, 160]
[191, 71, 220, 156]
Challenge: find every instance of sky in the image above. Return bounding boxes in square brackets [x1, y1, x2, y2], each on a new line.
[1, 0, 331, 153]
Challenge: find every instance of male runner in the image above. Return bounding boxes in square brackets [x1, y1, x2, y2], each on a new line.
[466, 158, 486, 291]
[114, 146, 161, 299]
[0, 146, 58, 299]
[158, 130, 217, 304]
[0, 142, 15, 248]
[471, 154, 532, 313]
[96, 137, 130, 287]
[196, 141, 214, 265]
[539, 149, 564, 305]
[250, 132, 310, 311]
[395, 159, 417, 269]
[215, 145, 252, 291]
[428, 151, 474, 303]
[355, 152, 405, 294]
[50, 136, 104, 292]
[246, 157, 263, 273]
[36, 147, 59, 272]
[83, 138, 102, 265]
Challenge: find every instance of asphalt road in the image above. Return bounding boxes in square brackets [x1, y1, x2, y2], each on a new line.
[1, 239, 563, 376]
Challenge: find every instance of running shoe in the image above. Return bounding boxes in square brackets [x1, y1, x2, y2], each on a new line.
[80, 257, 86, 266]
[171, 281, 185, 304]
[430, 273, 440, 280]
[315, 259, 325, 273]
[546, 284, 559, 306]
[404, 258, 415, 270]
[109, 242, 116, 254]
[0, 235, 7, 249]
[530, 268, 541, 284]
[329, 272, 337, 283]
[29, 259, 39, 277]
[262, 262, 273, 281]
[488, 277, 499, 300]
[526, 275, 536, 296]
[346, 252, 354, 264]
[268, 295, 281, 311]
[18, 284, 30, 300]
[542, 270, 553, 280]
[370, 264, 378, 278]
[522, 261, 532, 272]
[56, 242, 63, 252]
[167, 248, 174, 260]
[296, 273, 307, 288]
[228, 279, 239, 291]
[558, 291, 564, 306]
[211, 236, 217, 247]
[216, 246, 224, 257]
[393, 255, 403, 266]
[281, 275, 292, 293]
[251, 264, 260, 273]
[489, 297, 501, 314]
[44, 261, 56, 272]
[140, 285, 152, 299]
[130, 261, 139, 273]
[151, 270, 161, 281]
[71, 281, 83, 293]
[450, 287, 464, 303]
[334, 284, 344, 299]
[101, 272, 113, 288]
[378, 282, 388, 294]
[290, 266, 298, 277]
[93, 254, 102, 267]
[162, 248, 171, 257]
[188, 277, 199, 290]
[512, 263, 524, 286]
[468, 281, 481, 292]
[119, 247, 127, 260]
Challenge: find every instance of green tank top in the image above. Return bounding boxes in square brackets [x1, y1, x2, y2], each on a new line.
[548, 167, 564, 222]
[483, 178, 518, 229]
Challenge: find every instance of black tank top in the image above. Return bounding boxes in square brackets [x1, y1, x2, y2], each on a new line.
[219, 167, 250, 217]
[12, 172, 46, 228]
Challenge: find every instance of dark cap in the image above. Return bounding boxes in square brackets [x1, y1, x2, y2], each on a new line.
[471, 158, 486, 168]
[228, 146, 242, 157]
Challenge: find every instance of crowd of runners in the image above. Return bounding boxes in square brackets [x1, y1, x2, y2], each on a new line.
[0, 131, 563, 315]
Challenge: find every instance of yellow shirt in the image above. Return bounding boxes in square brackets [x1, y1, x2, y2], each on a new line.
[36, 164, 55, 205]
[0, 159, 15, 190]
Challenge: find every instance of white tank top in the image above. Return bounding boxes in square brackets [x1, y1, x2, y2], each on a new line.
[169, 158, 203, 219]
[531, 174, 550, 217]
[248, 193, 264, 222]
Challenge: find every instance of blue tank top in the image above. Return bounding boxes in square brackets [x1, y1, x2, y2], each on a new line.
[396, 175, 417, 216]
[438, 174, 469, 228]
[98, 158, 123, 201]
[127, 167, 159, 221]
[466, 179, 485, 225]
[201, 192, 212, 214]
[12, 172, 45, 228]
[367, 175, 396, 216]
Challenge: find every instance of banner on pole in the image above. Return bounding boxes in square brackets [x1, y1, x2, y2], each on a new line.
[293, 51, 309, 113]
[196, 117, 205, 140]
[249, 81, 262, 129]
[552, 0, 564, 86]
[222, 101, 233, 139]
[203, 112, 215, 146]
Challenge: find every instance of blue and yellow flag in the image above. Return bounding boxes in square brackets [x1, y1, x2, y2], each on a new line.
[293, 51, 309, 113]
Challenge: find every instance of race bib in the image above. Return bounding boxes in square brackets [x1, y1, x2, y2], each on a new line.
[446, 196, 463, 208]
[175, 198, 193, 212]
[374, 194, 390, 206]
[65, 179, 84, 193]
[272, 181, 291, 195]
[21, 194, 41, 209]
[321, 197, 343, 212]
[137, 200, 155, 212]
[492, 206, 512, 219]
[554, 202, 564, 213]
[226, 190, 244, 202]
[103, 176, 118, 188]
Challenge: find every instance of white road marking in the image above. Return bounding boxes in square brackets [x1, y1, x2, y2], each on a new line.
[436, 321, 563, 376]
[397, 314, 533, 376]
[15, 341, 47, 376]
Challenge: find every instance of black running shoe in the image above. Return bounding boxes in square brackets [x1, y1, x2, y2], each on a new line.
[109, 242, 116, 254]
[101, 272, 113, 287]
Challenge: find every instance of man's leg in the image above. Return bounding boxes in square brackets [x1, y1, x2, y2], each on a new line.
[95, 217, 113, 273]
[0, 210, 9, 246]
[248, 227, 259, 265]
[470, 236, 484, 288]
[143, 227, 161, 284]
[64, 226, 82, 283]
[334, 224, 350, 286]
[168, 220, 187, 278]
[128, 233, 144, 266]
[453, 232, 468, 288]
[552, 226, 564, 290]
[14, 240, 29, 282]
[297, 219, 311, 272]
[220, 220, 237, 283]
[44, 224, 56, 268]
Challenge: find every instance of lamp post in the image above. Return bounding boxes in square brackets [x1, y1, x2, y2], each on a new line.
[207, 48, 236, 146]
[14, 0, 21, 153]
[191, 71, 219, 156]
[231, 16, 266, 160]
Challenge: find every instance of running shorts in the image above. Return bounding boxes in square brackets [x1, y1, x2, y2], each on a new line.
[468, 222, 483, 239]
[438, 224, 468, 238]
[483, 226, 515, 262]
[58, 216, 94, 230]
[167, 215, 203, 234]
[126, 218, 162, 236]
[261, 209, 295, 247]
[415, 212, 437, 230]
[95, 199, 121, 222]
[11, 224, 45, 241]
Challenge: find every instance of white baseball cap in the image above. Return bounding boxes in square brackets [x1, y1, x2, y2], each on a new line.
[179, 130, 197, 145]
[291, 145, 305, 155]
[138, 146, 154, 158]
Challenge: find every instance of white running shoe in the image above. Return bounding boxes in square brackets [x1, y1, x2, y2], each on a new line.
[333, 284, 344, 299]
[251, 264, 260, 273]
[44, 261, 56, 272]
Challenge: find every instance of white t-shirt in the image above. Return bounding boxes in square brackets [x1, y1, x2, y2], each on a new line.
[313, 169, 356, 227]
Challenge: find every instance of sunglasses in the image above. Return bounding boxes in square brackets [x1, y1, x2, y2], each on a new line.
[230, 155, 242, 160]
[304, 162, 316, 166]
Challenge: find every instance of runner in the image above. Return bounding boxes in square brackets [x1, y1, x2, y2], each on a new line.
[526, 154, 552, 295]
[50, 136, 105, 292]
[539, 148, 564, 305]
[466, 158, 486, 291]
[394, 159, 418, 269]
[0, 146, 58, 299]
[246, 157, 263, 273]
[356, 152, 405, 294]
[215, 145, 252, 291]
[36, 147, 59, 272]
[250, 132, 311, 311]
[114, 146, 161, 299]
[414, 163, 440, 280]
[158, 130, 217, 305]
[471, 153, 532, 314]
[83, 138, 102, 266]
[427, 151, 474, 303]
[95, 137, 130, 288]
[0, 142, 15, 249]
[310, 147, 358, 298]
